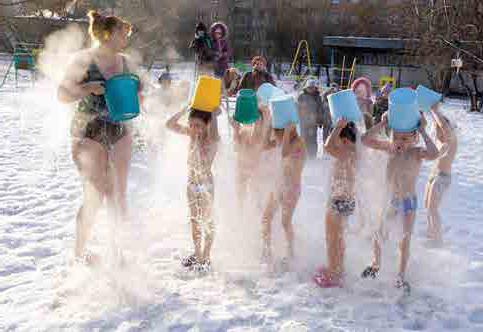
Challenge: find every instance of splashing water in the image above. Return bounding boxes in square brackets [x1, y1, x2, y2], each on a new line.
[1, 40, 483, 330]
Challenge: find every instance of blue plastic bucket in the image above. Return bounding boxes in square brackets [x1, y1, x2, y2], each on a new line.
[416, 85, 442, 112]
[327, 89, 363, 123]
[388, 88, 421, 132]
[234, 89, 260, 124]
[257, 83, 285, 107]
[105, 73, 141, 122]
[270, 94, 299, 129]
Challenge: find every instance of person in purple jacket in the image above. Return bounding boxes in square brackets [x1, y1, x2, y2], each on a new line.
[210, 22, 231, 78]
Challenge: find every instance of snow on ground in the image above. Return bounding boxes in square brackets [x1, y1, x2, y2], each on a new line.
[1, 64, 483, 331]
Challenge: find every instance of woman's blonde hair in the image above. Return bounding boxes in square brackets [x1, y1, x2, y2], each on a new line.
[88, 10, 132, 43]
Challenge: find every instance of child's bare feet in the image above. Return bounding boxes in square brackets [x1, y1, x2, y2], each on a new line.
[361, 265, 379, 279]
[314, 266, 343, 288]
[395, 275, 411, 294]
[181, 254, 198, 268]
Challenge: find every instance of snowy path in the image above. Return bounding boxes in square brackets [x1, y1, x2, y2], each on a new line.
[1, 69, 483, 331]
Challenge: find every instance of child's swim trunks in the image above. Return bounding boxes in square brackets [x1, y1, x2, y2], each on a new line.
[428, 171, 451, 197]
[330, 197, 356, 217]
[390, 195, 417, 216]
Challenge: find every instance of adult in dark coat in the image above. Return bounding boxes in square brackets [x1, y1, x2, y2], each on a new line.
[237, 55, 276, 92]
[189, 22, 215, 75]
[373, 83, 393, 124]
[298, 79, 331, 157]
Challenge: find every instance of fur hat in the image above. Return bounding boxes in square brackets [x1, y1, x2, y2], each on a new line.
[210, 21, 228, 38]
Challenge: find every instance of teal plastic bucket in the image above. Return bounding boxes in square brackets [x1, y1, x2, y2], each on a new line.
[234, 89, 260, 124]
[388, 88, 421, 132]
[327, 89, 363, 123]
[270, 94, 299, 129]
[105, 73, 141, 122]
[257, 83, 285, 107]
[416, 85, 442, 112]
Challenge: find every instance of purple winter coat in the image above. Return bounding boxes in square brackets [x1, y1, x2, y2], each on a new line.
[210, 22, 231, 77]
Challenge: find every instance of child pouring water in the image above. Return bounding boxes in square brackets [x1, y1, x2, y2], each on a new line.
[424, 105, 458, 243]
[361, 112, 438, 293]
[166, 108, 220, 272]
[313, 118, 357, 288]
[230, 106, 271, 205]
[261, 123, 307, 267]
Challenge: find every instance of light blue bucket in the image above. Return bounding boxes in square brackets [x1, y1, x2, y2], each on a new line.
[388, 88, 421, 132]
[257, 83, 285, 106]
[416, 85, 442, 112]
[270, 94, 299, 129]
[327, 89, 363, 123]
[105, 73, 141, 122]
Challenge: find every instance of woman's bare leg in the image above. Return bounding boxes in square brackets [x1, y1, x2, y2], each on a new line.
[72, 139, 109, 258]
[109, 133, 133, 219]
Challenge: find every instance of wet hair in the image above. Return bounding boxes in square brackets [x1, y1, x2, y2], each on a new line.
[88, 10, 132, 43]
[188, 108, 212, 124]
[339, 122, 357, 143]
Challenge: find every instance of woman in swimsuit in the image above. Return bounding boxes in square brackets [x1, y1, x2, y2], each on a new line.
[166, 108, 220, 273]
[58, 11, 137, 264]
[261, 123, 307, 266]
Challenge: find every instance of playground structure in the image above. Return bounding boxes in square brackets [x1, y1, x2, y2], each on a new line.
[330, 55, 358, 90]
[0, 43, 40, 89]
[0, 16, 73, 89]
[288, 40, 313, 80]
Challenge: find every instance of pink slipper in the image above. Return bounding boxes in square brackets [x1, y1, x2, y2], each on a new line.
[313, 266, 343, 288]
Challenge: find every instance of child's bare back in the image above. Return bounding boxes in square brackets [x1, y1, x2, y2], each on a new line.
[331, 154, 356, 200]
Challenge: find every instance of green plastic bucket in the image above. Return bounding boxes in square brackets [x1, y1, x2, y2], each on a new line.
[234, 89, 260, 124]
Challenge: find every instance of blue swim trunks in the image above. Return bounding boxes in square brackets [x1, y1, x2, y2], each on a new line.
[390, 196, 418, 216]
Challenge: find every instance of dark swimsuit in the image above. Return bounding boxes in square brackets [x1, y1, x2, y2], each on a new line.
[71, 59, 129, 148]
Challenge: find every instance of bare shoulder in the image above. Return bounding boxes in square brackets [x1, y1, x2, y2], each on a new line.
[63, 50, 93, 82]
[120, 53, 140, 72]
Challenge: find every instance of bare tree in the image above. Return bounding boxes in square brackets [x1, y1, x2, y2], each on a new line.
[401, 0, 483, 111]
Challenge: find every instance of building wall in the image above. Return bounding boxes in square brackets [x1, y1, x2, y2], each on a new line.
[190, 0, 325, 60]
